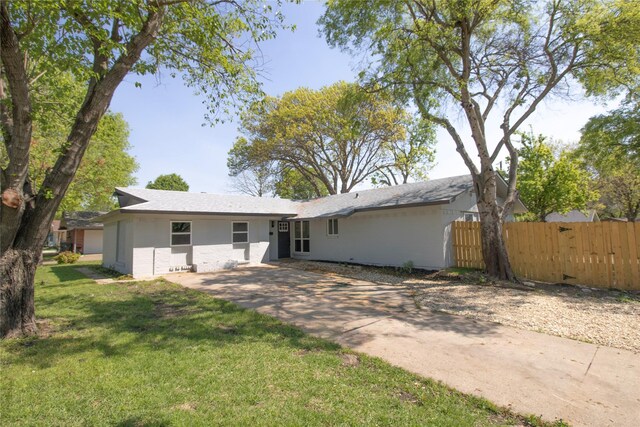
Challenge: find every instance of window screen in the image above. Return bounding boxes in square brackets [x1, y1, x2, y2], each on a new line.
[171, 221, 191, 246]
[327, 219, 338, 236]
[232, 222, 249, 243]
[294, 220, 310, 253]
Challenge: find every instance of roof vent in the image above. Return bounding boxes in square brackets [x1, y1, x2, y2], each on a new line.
[355, 193, 359, 198]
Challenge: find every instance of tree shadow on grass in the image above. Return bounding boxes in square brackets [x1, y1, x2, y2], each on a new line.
[113, 417, 171, 427]
[6, 280, 340, 370]
[44, 264, 90, 283]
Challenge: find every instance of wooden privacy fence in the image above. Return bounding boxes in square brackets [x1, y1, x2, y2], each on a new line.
[452, 221, 640, 290]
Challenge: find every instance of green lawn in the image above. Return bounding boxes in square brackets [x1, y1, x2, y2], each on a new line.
[1, 263, 552, 426]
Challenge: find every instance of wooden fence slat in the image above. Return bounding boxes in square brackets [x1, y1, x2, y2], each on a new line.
[591, 223, 606, 286]
[618, 222, 632, 288]
[626, 222, 639, 287]
[610, 223, 623, 288]
[575, 223, 587, 285]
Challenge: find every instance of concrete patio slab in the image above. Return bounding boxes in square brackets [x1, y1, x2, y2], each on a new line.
[170, 264, 640, 427]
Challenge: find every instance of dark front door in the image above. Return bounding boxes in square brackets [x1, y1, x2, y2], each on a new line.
[277, 221, 291, 258]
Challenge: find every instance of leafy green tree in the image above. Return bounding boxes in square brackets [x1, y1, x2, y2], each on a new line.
[1, 71, 138, 213]
[146, 174, 189, 192]
[0, 0, 290, 337]
[320, 0, 633, 281]
[230, 82, 430, 197]
[576, 0, 640, 97]
[579, 103, 640, 221]
[515, 133, 597, 222]
[47, 113, 136, 212]
[275, 168, 329, 200]
[580, 100, 640, 163]
[372, 117, 436, 186]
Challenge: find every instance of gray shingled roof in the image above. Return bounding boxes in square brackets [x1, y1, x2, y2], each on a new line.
[111, 175, 477, 219]
[294, 175, 474, 219]
[60, 211, 106, 230]
[114, 187, 300, 216]
[545, 209, 599, 223]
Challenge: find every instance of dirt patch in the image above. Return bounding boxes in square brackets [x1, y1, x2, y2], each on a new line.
[35, 319, 54, 339]
[216, 324, 239, 335]
[153, 301, 193, 319]
[340, 353, 360, 367]
[395, 390, 421, 405]
[173, 402, 197, 412]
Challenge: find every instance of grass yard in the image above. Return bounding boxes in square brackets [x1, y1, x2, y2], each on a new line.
[1, 263, 551, 426]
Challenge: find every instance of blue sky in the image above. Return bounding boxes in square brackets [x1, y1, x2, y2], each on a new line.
[110, 1, 612, 194]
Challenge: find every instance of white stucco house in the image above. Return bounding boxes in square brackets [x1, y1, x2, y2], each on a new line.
[98, 175, 526, 278]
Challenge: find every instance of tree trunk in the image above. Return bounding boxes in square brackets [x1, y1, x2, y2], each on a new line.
[474, 172, 516, 281]
[0, 248, 40, 337]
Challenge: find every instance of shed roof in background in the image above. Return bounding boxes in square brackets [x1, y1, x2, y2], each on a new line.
[60, 211, 106, 230]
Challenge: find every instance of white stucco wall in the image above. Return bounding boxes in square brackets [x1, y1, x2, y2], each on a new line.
[124, 214, 273, 278]
[291, 191, 478, 270]
[290, 205, 444, 269]
[83, 230, 103, 254]
[268, 220, 278, 261]
[102, 222, 117, 268]
[102, 218, 134, 275]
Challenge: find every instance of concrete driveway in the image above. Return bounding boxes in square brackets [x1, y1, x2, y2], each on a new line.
[170, 264, 640, 427]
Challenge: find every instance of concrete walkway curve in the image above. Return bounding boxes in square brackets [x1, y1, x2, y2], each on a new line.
[170, 264, 640, 427]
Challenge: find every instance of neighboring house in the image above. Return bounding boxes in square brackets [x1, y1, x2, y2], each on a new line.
[45, 220, 65, 248]
[60, 211, 106, 254]
[545, 209, 600, 223]
[99, 175, 526, 278]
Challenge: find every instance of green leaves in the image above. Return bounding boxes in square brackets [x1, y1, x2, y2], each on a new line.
[575, 0, 640, 97]
[515, 133, 597, 222]
[9, 0, 293, 123]
[579, 101, 640, 165]
[146, 174, 189, 192]
[229, 82, 411, 196]
[4, 70, 139, 213]
[578, 99, 640, 220]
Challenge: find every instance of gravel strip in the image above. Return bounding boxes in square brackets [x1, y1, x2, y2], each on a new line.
[283, 260, 640, 353]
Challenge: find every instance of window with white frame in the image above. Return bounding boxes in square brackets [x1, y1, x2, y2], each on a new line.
[278, 222, 289, 232]
[232, 221, 249, 243]
[171, 221, 192, 246]
[464, 212, 479, 222]
[294, 220, 310, 253]
[327, 218, 338, 236]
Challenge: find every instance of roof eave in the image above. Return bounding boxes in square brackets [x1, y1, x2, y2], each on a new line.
[120, 209, 298, 217]
[293, 199, 451, 220]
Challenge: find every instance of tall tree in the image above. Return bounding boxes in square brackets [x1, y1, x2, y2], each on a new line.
[515, 133, 597, 222]
[579, 100, 640, 162]
[578, 101, 640, 221]
[229, 165, 276, 197]
[0, 0, 290, 338]
[575, 0, 640, 97]
[1, 70, 138, 213]
[146, 173, 189, 192]
[372, 116, 436, 186]
[60, 113, 137, 211]
[228, 136, 333, 200]
[320, 0, 635, 280]
[275, 168, 328, 200]
[230, 81, 431, 197]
